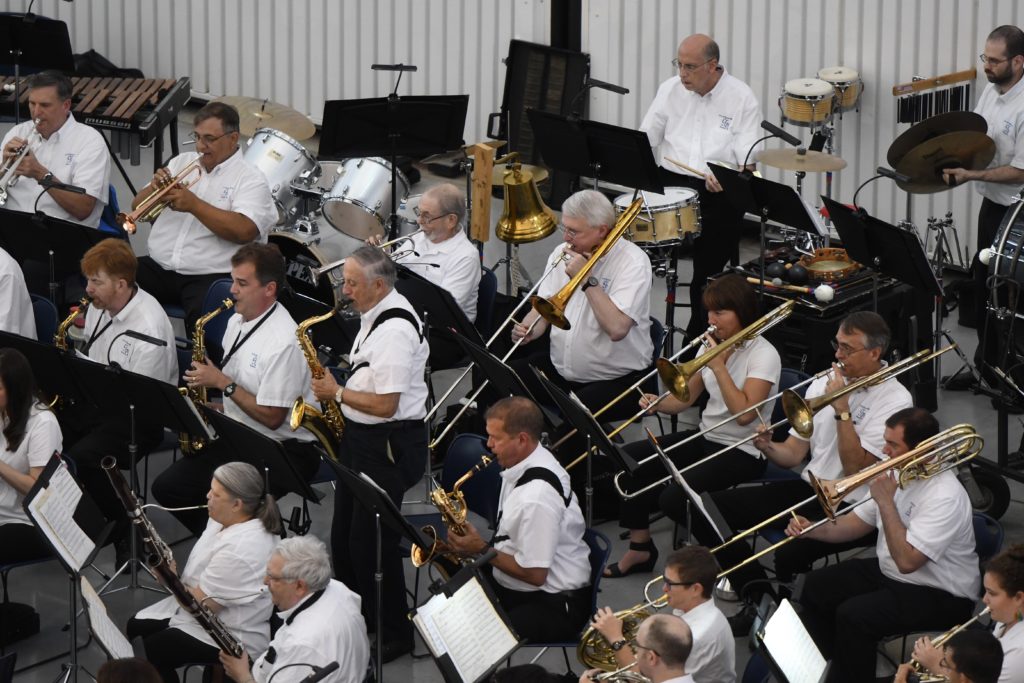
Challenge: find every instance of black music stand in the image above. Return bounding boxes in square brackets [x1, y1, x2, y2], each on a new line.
[278, 290, 359, 363]
[0, 331, 89, 409]
[0, 13, 74, 123]
[319, 95, 469, 240]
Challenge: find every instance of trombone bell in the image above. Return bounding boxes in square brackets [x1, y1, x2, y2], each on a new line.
[495, 165, 557, 244]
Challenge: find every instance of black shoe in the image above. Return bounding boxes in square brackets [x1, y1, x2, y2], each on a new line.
[114, 536, 133, 569]
[604, 540, 659, 579]
[942, 372, 976, 391]
[373, 638, 414, 664]
[727, 604, 757, 638]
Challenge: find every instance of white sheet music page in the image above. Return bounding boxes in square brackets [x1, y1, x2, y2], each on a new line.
[412, 592, 450, 658]
[81, 578, 134, 658]
[432, 577, 517, 683]
[762, 599, 827, 683]
[26, 463, 93, 571]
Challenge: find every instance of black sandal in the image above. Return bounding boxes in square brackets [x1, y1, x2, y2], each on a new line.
[603, 540, 659, 578]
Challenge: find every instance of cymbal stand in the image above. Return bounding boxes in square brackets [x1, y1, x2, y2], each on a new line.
[924, 212, 969, 272]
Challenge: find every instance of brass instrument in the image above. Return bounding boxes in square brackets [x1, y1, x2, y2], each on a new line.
[531, 197, 643, 330]
[117, 158, 203, 234]
[309, 228, 426, 280]
[578, 576, 666, 671]
[54, 297, 89, 352]
[0, 118, 41, 204]
[410, 455, 494, 577]
[179, 299, 234, 455]
[905, 607, 992, 683]
[587, 662, 651, 682]
[289, 308, 345, 461]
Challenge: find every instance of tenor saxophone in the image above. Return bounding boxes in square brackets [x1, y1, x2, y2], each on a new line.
[179, 299, 234, 455]
[54, 297, 90, 351]
[288, 308, 344, 461]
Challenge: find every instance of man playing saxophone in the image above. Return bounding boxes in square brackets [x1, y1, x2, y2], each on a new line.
[152, 243, 320, 536]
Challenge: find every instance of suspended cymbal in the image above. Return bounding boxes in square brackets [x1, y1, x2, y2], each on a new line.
[213, 96, 316, 141]
[492, 163, 549, 186]
[757, 148, 848, 173]
[892, 131, 996, 194]
[886, 111, 988, 168]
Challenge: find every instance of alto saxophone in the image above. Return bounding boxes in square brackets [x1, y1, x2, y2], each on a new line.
[54, 297, 90, 351]
[289, 308, 344, 461]
[411, 455, 494, 578]
[179, 299, 234, 455]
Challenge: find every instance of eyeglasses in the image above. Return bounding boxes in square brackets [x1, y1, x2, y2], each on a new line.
[413, 207, 454, 224]
[830, 339, 867, 356]
[979, 53, 1011, 66]
[560, 223, 589, 239]
[671, 57, 713, 73]
[633, 641, 660, 658]
[189, 131, 231, 145]
[663, 577, 698, 589]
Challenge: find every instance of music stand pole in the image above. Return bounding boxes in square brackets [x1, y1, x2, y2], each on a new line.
[584, 434, 593, 528]
[375, 511, 384, 683]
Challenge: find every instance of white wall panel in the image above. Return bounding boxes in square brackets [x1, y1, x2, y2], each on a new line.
[583, 0, 1024, 253]
[5, 0, 552, 146]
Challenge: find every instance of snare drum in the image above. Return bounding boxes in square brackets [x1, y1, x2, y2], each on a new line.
[780, 78, 834, 126]
[244, 128, 319, 225]
[321, 157, 410, 240]
[817, 66, 862, 112]
[613, 187, 701, 248]
[798, 247, 861, 281]
[269, 219, 361, 306]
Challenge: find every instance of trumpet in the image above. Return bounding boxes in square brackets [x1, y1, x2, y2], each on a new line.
[117, 158, 203, 234]
[309, 228, 426, 281]
[0, 118, 40, 204]
[904, 607, 992, 682]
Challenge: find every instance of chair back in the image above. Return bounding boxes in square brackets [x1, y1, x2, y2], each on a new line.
[198, 278, 235, 364]
[0, 651, 15, 683]
[29, 294, 57, 343]
[741, 651, 771, 683]
[475, 266, 498, 339]
[641, 316, 667, 393]
[771, 368, 811, 441]
[98, 184, 128, 239]
[973, 512, 1004, 564]
[583, 528, 612, 615]
[443, 433, 502, 528]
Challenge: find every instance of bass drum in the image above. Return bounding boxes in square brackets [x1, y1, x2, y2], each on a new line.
[989, 199, 1024, 285]
[269, 219, 361, 307]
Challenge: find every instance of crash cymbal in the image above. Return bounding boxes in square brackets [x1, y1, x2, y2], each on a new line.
[886, 111, 988, 167]
[893, 131, 995, 194]
[756, 148, 848, 173]
[213, 96, 316, 141]
[492, 163, 549, 186]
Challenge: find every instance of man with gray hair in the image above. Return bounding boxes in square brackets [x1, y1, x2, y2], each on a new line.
[219, 536, 370, 683]
[511, 189, 653, 427]
[310, 245, 428, 662]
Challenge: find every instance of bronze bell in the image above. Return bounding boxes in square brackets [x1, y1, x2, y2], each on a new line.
[495, 164, 557, 244]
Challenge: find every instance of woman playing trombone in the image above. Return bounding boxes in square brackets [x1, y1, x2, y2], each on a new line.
[606, 274, 780, 578]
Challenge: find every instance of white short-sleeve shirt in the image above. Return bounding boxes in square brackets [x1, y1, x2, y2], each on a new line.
[136, 518, 277, 657]
[854, 469, 979, 600]
[974, 78, 1024, 207]
[220, 303, 316, 441]
[0, 247, 36, 339]
[673, 599, 736, 683]
[0, 406, 62, 527]
[394, 230, 481, 322]
[79, 286, 178, 385]
[795, 370, 912, 503]
[492, 445, 591, 593]
[0, 114, 110, 227]
[250, 579, 370, 683]
[538, 239, 653, 382]
[146, 149, 278, 275]
[698, 335, 780, 455]
[341, 289, 429, 424]
[995, 620, 1024, 683]
[640, 69, 763, 177]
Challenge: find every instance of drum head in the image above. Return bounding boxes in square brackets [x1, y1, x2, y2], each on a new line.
[614, 187, 698, 211]
[322, 157, 410, 240]
[817, 66, 859, 84]
[784, 78, 835, 97]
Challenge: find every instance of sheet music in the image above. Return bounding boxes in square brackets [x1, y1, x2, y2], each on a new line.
[761, 599, 827, 683]
[411, 592, 449, 658]
[26, 463, 93, 571]
[433, 578, 518, 683]
[80, 578, 134, 658]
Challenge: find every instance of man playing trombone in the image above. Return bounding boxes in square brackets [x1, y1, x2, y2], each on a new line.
[788, 408, 979, 683]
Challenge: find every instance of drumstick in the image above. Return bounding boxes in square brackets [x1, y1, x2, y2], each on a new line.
[745, 276, 812, 294]
[665, 157, 706, 179]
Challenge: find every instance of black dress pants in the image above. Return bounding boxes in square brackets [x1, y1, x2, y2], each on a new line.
[126, 617, 220, 683]
[136, 255, 230, 338]
[0, 522, 53, 564]
[488, 574, 592, 643]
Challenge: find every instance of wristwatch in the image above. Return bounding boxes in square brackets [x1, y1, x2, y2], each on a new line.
[834, 410, 852, 422]
[582, 276, 599, 292]
[334, 386, 345, 404]
[223, 382, 237, 398]
[40, 171, 54, 184]
[610, 639, 629, 652]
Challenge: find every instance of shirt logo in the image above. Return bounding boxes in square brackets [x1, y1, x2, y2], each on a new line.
[719, 115, 733, 130]
[249, 352, 258, 368]
[221, 186, 233, 200]
[65, 153, 75, 166]
[1004, 119, 1014, 136]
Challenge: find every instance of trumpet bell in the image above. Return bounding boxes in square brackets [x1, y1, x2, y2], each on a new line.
[656, 357, 692, 403]
[495, 166, 557, 244]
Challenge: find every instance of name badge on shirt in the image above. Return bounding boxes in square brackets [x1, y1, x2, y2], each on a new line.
[114, 338, 134, 365]
[249, 351, 259, 368]
[718, 115, 733, 130]
[1003, 119, 1015, 136]
[220, 186, 234, 201]
[852, 404, 869, 424]
[65, 153, 76, 166]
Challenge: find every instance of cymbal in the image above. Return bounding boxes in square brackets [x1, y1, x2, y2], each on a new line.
[756, 148, 848, 173]
[892, 131, 996, 194]
[492, 163, 549, 186]
[886, 111, 988, 168]
[213, 96, 316, 141]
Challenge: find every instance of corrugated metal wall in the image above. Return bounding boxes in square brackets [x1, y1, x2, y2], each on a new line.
[583, 0, 1024, 252]
[5, 0, 552, 145]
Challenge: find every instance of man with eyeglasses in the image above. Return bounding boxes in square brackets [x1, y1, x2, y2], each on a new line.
[581, 614, 696, 683]
[135, 101, 277, 332]
[590, 547, 734, 683]
[941, 25, 1024, 392]
[639, 33, 762, 342]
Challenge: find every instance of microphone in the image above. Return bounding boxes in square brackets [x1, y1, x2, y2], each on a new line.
[760, 120, 802, 148]
[469, 548, 498, 569]
[371, 63, 417, 72]
[875, 166, 911, 184]
[302, 662, 340, 682]
[586, 77, 629, 95]
[39, 176, 87, 194]
[124, 330, 169, 347]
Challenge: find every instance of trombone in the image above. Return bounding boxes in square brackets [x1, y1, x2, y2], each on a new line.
[566, 299, 795, 470]
[117, 159, 203, 234]
[308, 228, 426, 280]
[903, 607, 992, 683]
[613, 345, 956, 501]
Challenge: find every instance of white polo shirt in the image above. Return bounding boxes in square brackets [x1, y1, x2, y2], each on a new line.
[0, 406, 61, 527]
[147, 149, 278, 275]
[538, 239, 653, 382]
[492, 444, 590, 594]
[641, 68, 763, 176]
[220, 303, 316, 442]
[137, 518, 277, 658]
[995, 620, 1024, 683]
[0, 247, 36, 339]
[341, 288, 428, 424]
[0, 113, 110, 227]
[394, 229, 481, 322]
[80, 286, 178, 385]
[974, 77, 1024, 207]
[673, 598, 736, 683]
[854, 469, 979, 600]
[794, 370, 912, 503]
[250, 579, 370, 683]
